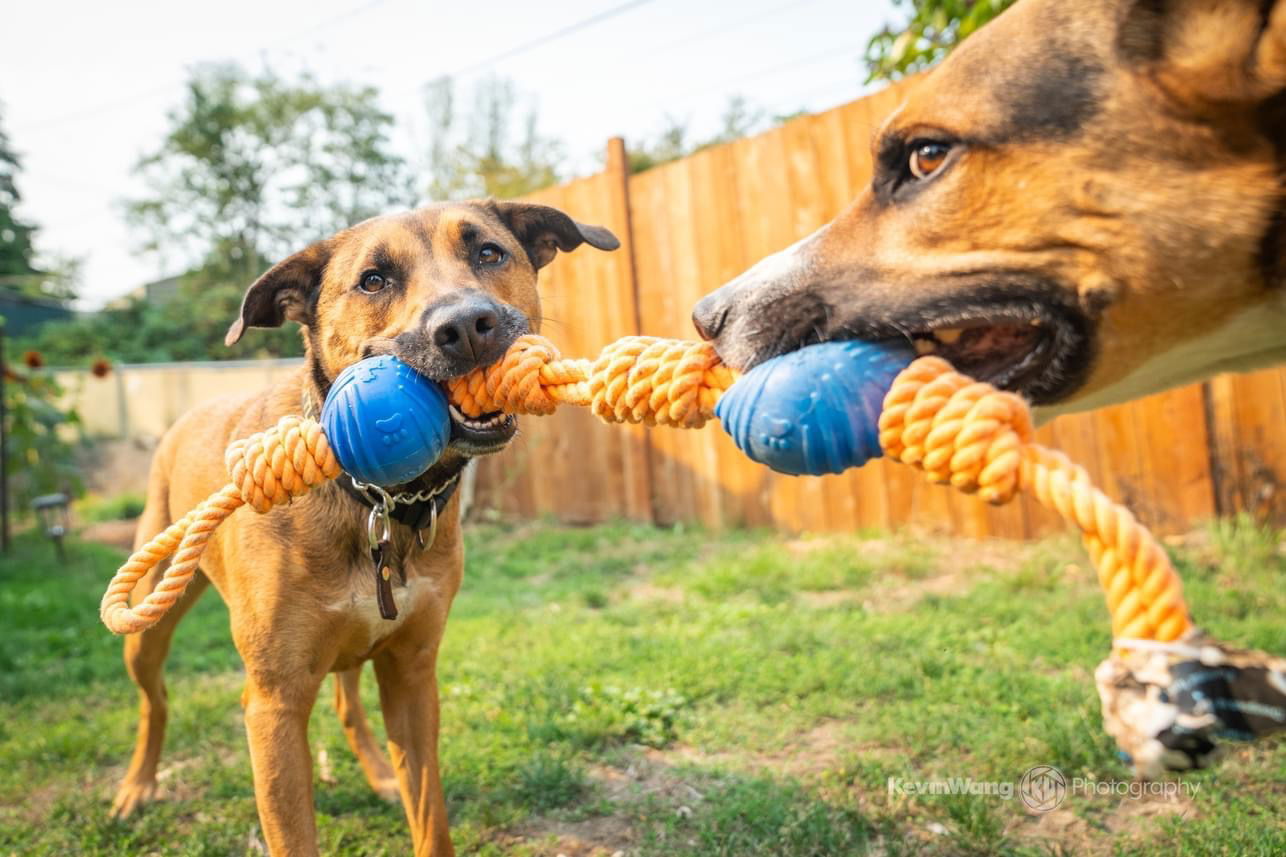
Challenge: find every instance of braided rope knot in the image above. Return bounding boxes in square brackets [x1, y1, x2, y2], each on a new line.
[878, 357, 1033, 504]
[588, 337, 733, 428]
[100, 416, 340, 635]
[878, 356, 1190, 643]
[445, 335, 593, 417]
[444, 334, 735, 428]
[225, 415, 342, 513]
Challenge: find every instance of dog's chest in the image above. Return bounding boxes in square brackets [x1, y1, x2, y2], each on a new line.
[326, 565, 445, 649]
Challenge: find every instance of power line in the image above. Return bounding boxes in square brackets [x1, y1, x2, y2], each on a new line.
[14, 0, 398, 133]
[448, 0, 661, 78]
[648, 0, 823, 56]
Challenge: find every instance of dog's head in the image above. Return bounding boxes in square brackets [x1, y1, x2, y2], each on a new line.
[694, 0, 1286, 413]
[227, 200, 618, 457]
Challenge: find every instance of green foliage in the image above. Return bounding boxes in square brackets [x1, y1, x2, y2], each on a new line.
[423, 76, 565, 200]
[864, 0, 1017, 82]
[126, 63, 414, 278]
[556, 684, 691, 749]
[0, 103, 39, 284]
[76, 492, 146, 523]
[2, 361, 85, 512]
[13, 255, 305, 364]
[0, 103, 79, 306]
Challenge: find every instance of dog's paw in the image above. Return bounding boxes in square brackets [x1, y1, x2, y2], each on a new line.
[109, 778, 159, 819]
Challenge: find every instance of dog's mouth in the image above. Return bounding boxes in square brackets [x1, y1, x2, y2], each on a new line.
[446, 403, 517, 456]
[905, 317, 1059, 393]
[761, 289, 1094, 404]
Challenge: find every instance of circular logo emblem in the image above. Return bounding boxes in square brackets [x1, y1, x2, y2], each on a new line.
[1019, 765, 1067, 812]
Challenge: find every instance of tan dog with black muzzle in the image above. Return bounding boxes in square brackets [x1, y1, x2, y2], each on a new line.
[694, 0, 1286, 419]
[109, 201, 618, 856]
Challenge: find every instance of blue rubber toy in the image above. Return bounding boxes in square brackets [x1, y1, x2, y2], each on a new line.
[715, 340, 914, 476]
[321, 355, 452, 486]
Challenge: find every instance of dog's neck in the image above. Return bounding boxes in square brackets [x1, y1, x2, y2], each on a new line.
[1036, 289, 1286, 422]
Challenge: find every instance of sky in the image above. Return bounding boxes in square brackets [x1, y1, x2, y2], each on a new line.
[2, 0, 897, 308]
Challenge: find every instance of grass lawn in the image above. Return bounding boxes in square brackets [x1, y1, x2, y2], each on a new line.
[0, 516, 1282, 855]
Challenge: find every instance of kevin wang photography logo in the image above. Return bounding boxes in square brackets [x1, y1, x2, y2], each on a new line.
[888, 765, 1200, 812]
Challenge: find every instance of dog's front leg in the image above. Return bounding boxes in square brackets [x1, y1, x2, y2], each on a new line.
[242, 668, 326, 856]
[374, 644, 453, 857]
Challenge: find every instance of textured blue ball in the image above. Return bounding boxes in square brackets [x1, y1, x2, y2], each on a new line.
[715, 341, 914, 476]
[321, 355, 451, 486]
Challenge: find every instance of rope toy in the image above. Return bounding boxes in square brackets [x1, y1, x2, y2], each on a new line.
[99, 334, 1286, 776]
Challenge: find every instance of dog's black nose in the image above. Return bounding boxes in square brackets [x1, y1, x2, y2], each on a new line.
[691, 292, 729, 341]
[427, 293, 504, 367]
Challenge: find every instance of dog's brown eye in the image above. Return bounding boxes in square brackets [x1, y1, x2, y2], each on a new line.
[359, 272, 386, 293]
[909, 142, 951, 180]
[477, 243, 507, 267]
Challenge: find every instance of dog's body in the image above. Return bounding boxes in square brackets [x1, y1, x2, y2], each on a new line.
[694, 0, 1286, 419]
[112, 201, 617, 856]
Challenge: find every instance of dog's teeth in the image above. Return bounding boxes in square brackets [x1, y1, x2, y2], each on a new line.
[448, 404, 465, 421]
[935, 328, 963, 345]
[914, 339, 938, 356]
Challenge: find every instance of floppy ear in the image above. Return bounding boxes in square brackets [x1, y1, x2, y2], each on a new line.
[490, 201, 620, 270]
[224, 240, 331, 346]
[1118, 0, 1286, 105]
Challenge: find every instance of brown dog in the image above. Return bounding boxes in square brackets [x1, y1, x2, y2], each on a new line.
[693, 0, 1286, 419]
[110, 201, 618, 856]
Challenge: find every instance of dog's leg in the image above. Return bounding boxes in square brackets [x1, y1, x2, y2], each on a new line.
[333, 667, 399, 802]
[373, 644, 454, 857]
[110, 565, 210, 818]
[240, 663, 326, 856]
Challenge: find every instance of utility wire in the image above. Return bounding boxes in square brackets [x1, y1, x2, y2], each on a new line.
[14, 0, 398, 133]
[448, 0, 660, 77]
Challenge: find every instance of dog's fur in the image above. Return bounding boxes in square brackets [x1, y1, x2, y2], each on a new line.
[693, 0, 1286, 420]
[111, 201, 618, 856]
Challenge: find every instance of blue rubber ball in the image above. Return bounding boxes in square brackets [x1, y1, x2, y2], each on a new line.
[320, 355, 451, 487]
[715, 340, 913, 476]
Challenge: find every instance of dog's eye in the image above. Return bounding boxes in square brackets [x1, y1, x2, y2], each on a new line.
[359, 272, 387, 294]
[477, 243, 507, 267]
[908, 141, 951, 180]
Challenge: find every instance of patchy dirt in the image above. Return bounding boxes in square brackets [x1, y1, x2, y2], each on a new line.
[79, 517, 139, 551]
[661, 720, 868, 779]
[504, 816, 632, 857]
[624, 582, 685, 605]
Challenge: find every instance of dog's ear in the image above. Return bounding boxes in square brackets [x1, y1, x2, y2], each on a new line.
[1118, 0, 1286, 105]
[225, 240, 331, 347]
[490, 201, 620, 270]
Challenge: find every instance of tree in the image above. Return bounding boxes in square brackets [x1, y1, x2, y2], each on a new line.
[864, 0, 1016, 82]
[0, 104, 38, 282]
[126, 63, 415, 302]
[0, 104, 78, 305]
[627, 96, 777, 173]
[423, 76, 565, 200]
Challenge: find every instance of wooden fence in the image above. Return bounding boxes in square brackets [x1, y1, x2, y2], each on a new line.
[472, 82, 1286, 536]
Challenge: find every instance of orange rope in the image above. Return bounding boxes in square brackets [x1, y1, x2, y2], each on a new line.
[102, 335, 1191, 645]
[100, 416, 340, 634]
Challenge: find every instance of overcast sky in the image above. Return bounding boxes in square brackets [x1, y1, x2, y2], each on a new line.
[3, 0, 896, 307]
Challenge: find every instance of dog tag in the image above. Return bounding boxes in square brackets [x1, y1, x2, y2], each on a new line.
[371, 540, 398, 620]
[367, 500, 398, 620]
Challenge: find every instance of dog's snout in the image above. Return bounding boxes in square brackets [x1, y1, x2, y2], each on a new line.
[426, 294, 505, 368]
[691, 293, 729, 341]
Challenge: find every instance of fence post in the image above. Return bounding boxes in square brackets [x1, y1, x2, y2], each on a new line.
[604, 136, 656, 524]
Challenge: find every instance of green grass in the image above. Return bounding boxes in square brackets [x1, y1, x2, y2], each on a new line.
[0, 517, 1282, 855]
